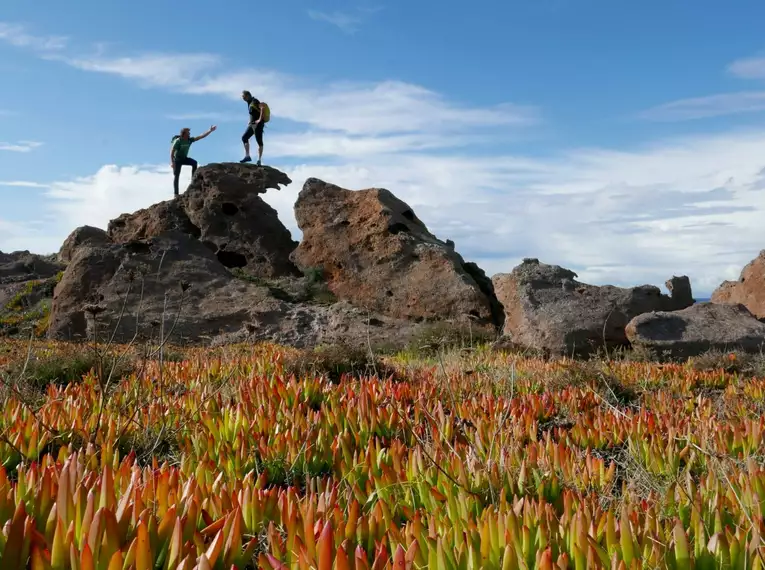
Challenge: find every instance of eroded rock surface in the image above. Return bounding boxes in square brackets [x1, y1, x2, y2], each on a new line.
[491, 258, 694, 356]
[625, 302, 765, 357]
[711, 250, 765, 319]
[291, 178, 502, 327]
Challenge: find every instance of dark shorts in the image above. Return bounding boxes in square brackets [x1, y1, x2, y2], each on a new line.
[242, 122, 264, 146]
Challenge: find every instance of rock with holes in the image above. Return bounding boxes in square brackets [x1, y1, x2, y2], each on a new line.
[48, 231, 284, 342]
[290, 178, 503, 327]
[46, 230, 430, 349]
[180, 163, 300, 278]
[105, 163, 300, 279]
[625, 302, 765, 358]
[58, 225, 113, 263]
[711, 250, 765, 319]
[491, 258, 695, 357]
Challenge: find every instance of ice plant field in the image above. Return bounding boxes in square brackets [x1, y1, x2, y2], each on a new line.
[0, 339, 764, 569]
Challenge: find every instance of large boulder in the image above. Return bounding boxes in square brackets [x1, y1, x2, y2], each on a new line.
[58, 226, 112, 263]
[0, 250, 63, 284]
[492, 258, 694, 356]
[47, 231, 427, 349]
[625, 302, 765, 358]
[290, 178, 503, 327]
[711, 250, 765, 319]
[106, 163, 300, 279]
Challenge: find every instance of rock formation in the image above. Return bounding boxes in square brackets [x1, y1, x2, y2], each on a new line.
[48, 164, 480, 349]
[58, 226, 112, 263]
[107, 163, 300, 279]
[491, 258, 694, 356]
[47, 230, 425, 348]
[711, 250, 765, 319]
[290, 178, 503, 327]
[0, 250, 63, 283]
[625, 302, 765, 357]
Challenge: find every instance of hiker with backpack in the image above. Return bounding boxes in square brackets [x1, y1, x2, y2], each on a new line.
[240, 90, 270, 165]
[170, 125, 217, 196]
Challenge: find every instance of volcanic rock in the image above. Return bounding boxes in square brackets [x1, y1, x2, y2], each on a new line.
[711, 250, 765, 319]
[290, 178, 502, 327]
[47, 231, 426, 349]
[491, 258, 694, 356]
[106, 163, 300, 279]
[58, 226, 112, 263]
[625, 302, 765, 357]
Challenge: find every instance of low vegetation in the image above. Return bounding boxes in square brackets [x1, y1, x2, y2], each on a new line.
[0, 335, 763, 569]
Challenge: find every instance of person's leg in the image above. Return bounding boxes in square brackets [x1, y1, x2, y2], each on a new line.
[255, 122, 264, 166]
[173, 160, 182, 196]
[241, 125, 254, 162]
[186, 157, 198, 177]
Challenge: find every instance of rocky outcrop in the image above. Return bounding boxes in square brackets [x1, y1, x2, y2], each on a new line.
[47, 231, 428, 348]
[108, 201, 199, 244]
[290, 178, 502, 327]
[0, 250, 63, 284]
[106, 163, 300, 279]
[58, 226, 112, 263]
[625, 302, 765, 357]
[491, 258, 694, 357]
[711, 250, 765, 319]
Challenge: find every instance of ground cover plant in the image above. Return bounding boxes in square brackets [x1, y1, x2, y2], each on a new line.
[0, 336, 763, 569]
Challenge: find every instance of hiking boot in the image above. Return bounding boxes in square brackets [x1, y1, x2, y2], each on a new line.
[240, 156, 252, 163]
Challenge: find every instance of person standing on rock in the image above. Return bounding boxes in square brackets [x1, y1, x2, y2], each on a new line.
[170, 125, 217, 196]
[240, 90, 269, 166]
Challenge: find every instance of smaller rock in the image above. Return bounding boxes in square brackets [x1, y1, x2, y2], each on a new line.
[665, 275, 694, 307]
[625, 302, 765, 358]
[58, 226, 112, 263]
[0, 251, 64, 284]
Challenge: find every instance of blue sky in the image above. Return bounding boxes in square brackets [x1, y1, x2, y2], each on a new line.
[3, 0, 765, 296]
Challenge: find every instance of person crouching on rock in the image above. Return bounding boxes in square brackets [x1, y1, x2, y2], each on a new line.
[170, 125, 217, 196]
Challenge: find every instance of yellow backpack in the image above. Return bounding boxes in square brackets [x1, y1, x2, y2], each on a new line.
[261, 102, 271, 123]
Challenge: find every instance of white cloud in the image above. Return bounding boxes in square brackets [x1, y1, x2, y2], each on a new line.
[8, 127, 765, 297]
[0, 22, 68, 51]
[640, 91, 765, 121]
[165, 112, 240, 122]
[0, 181, 48, 188]
[307, 10, 364, 33]
[0, 141, 43, 152]
[727, 55, 765, 79]
[641, 51, 765, 121]
[0, 20, 536, 138]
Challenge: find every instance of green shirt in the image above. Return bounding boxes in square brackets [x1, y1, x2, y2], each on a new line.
[172, 137, 194, 160]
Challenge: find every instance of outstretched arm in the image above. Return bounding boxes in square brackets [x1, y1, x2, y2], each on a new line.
[192, 125, 217, 141]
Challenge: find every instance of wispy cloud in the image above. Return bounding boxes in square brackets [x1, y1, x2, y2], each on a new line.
[0, 181, 48, 188]
[165, 111, 240, 122]
[640, 91, 765, 121]
[727, 55, 765, 79]
[0, 140, 43, 152]
[0, 22, 67, 51]
[307, 10, 364, 33]
[641, 51, 765, 121]
[0, 22, 537, 140]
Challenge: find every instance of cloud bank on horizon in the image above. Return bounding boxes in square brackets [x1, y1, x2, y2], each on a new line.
[2, 16, 765, 297]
